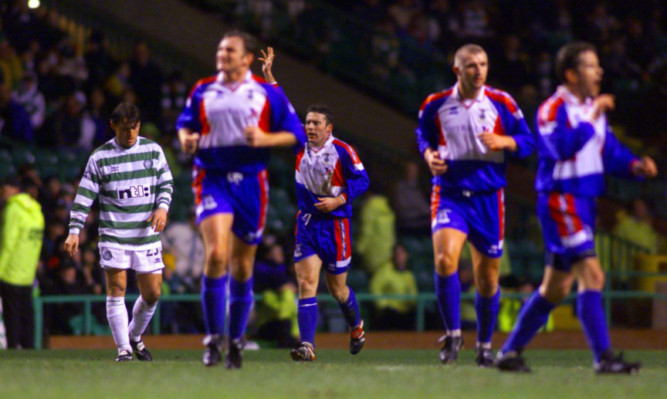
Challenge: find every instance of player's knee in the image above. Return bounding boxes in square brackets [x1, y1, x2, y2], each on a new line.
[476, 278, 498, 297]
[143, 290, 161, 305]
[540, 283, 569, 303]
[206, 246, 228, 268]
[434, 252, 457, 275]
[584, 268, 605, 291]
[297, 276, 317, 295]
[330, 286, 348, 303]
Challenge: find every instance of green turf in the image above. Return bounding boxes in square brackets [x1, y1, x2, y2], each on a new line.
[0, 349, 665, 399]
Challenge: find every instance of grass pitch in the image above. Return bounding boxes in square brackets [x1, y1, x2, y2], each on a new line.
[0, 349, 665, 399]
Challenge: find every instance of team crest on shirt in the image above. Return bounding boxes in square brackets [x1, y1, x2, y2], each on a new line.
[447, 106, 458, 115]
[102, 250, 112, 261]
[322, 153, 331, 165]
[144, 159, 154, 169]
[479, 109, 486, 120]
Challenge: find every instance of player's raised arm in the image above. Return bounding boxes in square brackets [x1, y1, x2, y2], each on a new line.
[258, 47, 276, 84]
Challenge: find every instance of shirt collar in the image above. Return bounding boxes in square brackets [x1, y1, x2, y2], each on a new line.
[217, 70, 253, 85]
[557, 85, 592, 106]
[112, 136, 140, 151]
[308, 134, 334, 154]
[453, 82, 486, 104]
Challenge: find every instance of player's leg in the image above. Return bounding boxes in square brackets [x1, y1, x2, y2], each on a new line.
[573, 257, 640, 373]
[465, 189, 504, 366]
[469, 247, 500, 367]
[497, 265, 573, 372]
[433, 227, 467, 363]
[292, 254, 322, 361]
[199, 213, 233, 366]
[128, 266, 163, 361]
[224, 235, 258, 369]
[104, 267, 132, 361]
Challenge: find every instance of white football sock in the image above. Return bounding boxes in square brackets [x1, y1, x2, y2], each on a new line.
[128, 295, 158, 342]
[106, 296, 131, 353]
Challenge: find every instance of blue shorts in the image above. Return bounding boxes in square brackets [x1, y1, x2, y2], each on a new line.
[431, 186, 505, 258]
[293, 212, 352, 275]
[537, 192, 596, 271]
[192, 166, 268, 245]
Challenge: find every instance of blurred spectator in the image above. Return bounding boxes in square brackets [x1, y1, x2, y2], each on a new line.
[42, 91, 95, 149]
[161, 211, 204, 289]
[391, 161, 430, 236]
[613, 199, 662, 254]
[160, 71, 187, 136]
[129, 41, 163, 123]
[0, 36, 23, 89]
[498, 275, 553, 333]
[12, 71, 45, 130]
[253, 237, 299, 347]
[369, 243, 418, 330]
[0, 175, 44, 348]
[86, 86, 111, 146]
[356, 192, 396, 274]
[105, 61, 132, 100]
[84, 30, 115, 87]
[0, 81, 33, 143]
[388, 0, 419, 31]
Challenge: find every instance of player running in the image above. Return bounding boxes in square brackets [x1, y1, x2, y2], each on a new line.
[416, 44, 535, 366]
[495, 41, 657, 374]
[176, 31, 305, 368]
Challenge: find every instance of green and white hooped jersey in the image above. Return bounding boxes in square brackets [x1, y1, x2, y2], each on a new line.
[68, 137, 174, 250]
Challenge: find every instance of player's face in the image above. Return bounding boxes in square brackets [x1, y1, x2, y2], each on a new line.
[455, 51, 488, 94]
[305, 112, 332, 147]
[216, 37, 252, 74]
[112, 120, 141, 148]
[574, 50, 603, 98]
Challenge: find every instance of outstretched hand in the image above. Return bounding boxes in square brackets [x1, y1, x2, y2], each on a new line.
[258, 47, 276, 84]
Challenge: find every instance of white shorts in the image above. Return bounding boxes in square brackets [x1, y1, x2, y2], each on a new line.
[99, 245, 165, 274]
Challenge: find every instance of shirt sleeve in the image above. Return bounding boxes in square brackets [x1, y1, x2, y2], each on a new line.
[265, 85, 307, 146]
[602, 123, 640, 178]
[175, 81, 203, 132]
[337, 143, 369, 203]
[496, 94, 535, 159]
[69, 157, 100, 235]
[415, 96, 441, 155]
[0, 204, 20, 273]
[156, 148, 175, 211]
[536, 105, 595, 161]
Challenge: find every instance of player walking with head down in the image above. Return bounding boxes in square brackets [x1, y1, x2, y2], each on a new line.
[496, 42, 657, 374]
[416, 44, 535, 366]
[65, 102, 173, 362]
[257, 47, 369, 361]
[176, 32, 306, 368]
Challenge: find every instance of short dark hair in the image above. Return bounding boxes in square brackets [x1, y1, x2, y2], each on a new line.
[110, 102, 140, 127]
[306, 103, 334, 125]
[222, 30, 257, 55]
[555, 41, 597, 83]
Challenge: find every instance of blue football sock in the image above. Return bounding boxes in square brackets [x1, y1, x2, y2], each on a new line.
[501, 292, 555, 354]
[338, 287, 361, 328]
[475, 289, 500, 345]
[229, 277, 254, 340]
[201, 275, 228, 336]
[297, 297, 318, 346]
[435, 272, 461, 332]
[577, 290, 611, 363]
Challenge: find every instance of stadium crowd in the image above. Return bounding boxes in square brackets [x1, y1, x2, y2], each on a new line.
[0, 0, 664, 346]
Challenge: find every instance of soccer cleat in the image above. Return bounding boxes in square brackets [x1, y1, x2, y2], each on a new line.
[130, 339, 153, 361]
[594, 350, 641, 374]
[438, 335, 463, 364]
[202, 335, 223, 367]
[349, 320, 365, 355]
[224, 338, 244, 369]
[495, 350, 531, 373]
[290, 342, 316, 362]
[115, 350, 133, 362]
[475, 346, 495, 368]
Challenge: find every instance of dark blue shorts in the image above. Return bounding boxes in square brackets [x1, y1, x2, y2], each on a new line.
[293, 212, 352, 275]
[430, 186, 505, 258]
[192, 166, 268, 245]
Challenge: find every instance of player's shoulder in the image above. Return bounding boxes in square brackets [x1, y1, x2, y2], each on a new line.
[90, 138, 116, 158]
[537, 91, 567, 125]
[420, 88, 454, 111]
[332, 138, 361, 162]
[484, 86, 519, 111]
[188, 75, 218, 96]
